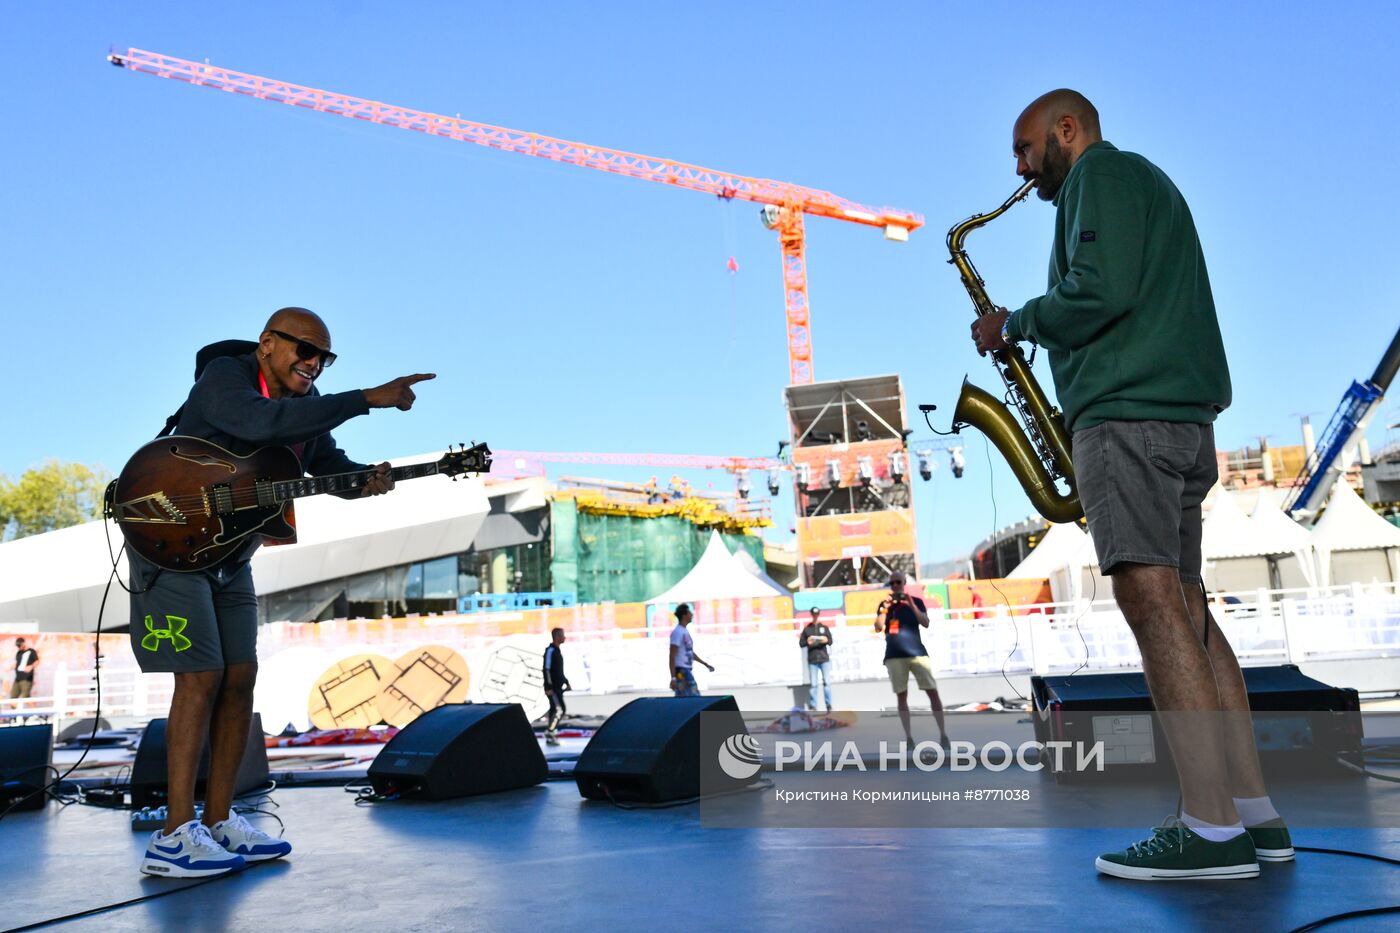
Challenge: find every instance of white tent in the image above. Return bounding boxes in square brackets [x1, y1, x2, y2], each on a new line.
[1249, 487, 1317, 589]
[647, 531, 787, 603]
[1201, 488, 1287, 591]
[1007, 521, 1101, 603]
[1202, 488, 1280, 559]
[1309, 479, 1400, 587]
[730, 546, 792, 595]
[1009, 521, 1088, 580]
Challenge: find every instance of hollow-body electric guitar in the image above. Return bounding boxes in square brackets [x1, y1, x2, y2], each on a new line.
[109, 436, 491, 572]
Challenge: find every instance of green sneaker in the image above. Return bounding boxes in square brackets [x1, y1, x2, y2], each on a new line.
[1246, 818, 1295, 862]
[1096, 816, 1260, 881]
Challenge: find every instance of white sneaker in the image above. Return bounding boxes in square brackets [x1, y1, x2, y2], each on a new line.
[141, 819, 246, 878]
[209, 812, 293, 863]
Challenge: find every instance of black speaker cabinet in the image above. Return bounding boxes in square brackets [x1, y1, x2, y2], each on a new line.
[574, 695, 753, 804]
[368, 703, 547, 800]
[130, 712, 270, 809]
[1030, 665, 1362, 783]
[0, 724, 54, 812]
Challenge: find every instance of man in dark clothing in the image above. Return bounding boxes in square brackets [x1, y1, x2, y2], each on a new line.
[873, 572, 948, 748]
[9, 638, 38, 699]
[798, 607, 834, 712]
[542, 627, 570, 746]
[972, 90, 1282, 881]
[132, 307, 433, 879]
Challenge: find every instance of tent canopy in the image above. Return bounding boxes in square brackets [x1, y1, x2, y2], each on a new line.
[1008, 521, 1093, 579]
[1247, 486, 1317, 588]
[1309, 479, 1400, 588]
[1202, 488, 1282, 559]
[1310, 479, 1400, 553]
[1249, 487, 1312, 551]
[647, 531, 787, 603]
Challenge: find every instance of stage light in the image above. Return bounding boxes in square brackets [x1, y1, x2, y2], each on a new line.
[889, 450, 906, 484]
[855, 420, 873, 441]
[916, 448, 934, 482]
[795, 462, 812, 492]
[950, 446, 966, 479]
[736, 470, 751, 500]
[826, 460, 841, 487]
[857, 456, 873, 487]
[767, 469, 781, 496]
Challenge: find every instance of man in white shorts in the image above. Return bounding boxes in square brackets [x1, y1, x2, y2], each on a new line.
[874, 572, 949, 749]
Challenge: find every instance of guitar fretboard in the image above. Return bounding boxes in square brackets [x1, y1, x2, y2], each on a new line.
[272, 462, 441, 501]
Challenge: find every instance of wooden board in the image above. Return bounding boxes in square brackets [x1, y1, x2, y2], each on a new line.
[308, 653, 394, 730]
[375, 645, 472, 728]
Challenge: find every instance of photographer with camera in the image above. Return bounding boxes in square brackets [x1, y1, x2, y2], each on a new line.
[873, 572, 949, 750]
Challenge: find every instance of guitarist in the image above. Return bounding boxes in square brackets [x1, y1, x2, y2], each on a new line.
[133, 306, 434, 879]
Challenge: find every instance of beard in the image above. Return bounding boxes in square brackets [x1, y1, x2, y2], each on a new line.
[1034, 132, 1073, 201]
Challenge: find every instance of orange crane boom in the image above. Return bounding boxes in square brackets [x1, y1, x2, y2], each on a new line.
[108, 48, 923, 385]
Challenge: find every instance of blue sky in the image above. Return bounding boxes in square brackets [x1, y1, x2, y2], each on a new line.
[4, 2, 1398, 564]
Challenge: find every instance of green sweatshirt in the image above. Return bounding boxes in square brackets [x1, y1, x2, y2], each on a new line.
[1006, 141, 1231, 432]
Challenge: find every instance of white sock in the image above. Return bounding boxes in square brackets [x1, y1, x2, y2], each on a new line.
[1233, 795, 1281, 827]
[1181, 811, 1245, 842]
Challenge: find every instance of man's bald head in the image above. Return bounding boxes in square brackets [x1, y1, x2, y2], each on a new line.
[1012, 90, 1103, 201]
[1018, 89, 1102, 142]
[257, 306, 334, 398]
[264, 307, 329, 342]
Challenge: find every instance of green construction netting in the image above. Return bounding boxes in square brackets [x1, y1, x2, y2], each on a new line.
[549, 498, 765, 604]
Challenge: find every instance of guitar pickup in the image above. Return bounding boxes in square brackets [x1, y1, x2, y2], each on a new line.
[210, 483, 236, 515]
[254, 479, 279, 509]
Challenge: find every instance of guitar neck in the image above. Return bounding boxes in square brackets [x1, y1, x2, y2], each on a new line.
[273, 462, 440, 502]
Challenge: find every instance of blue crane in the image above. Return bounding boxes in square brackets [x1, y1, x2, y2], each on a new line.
[1284, 325, 1400, 518]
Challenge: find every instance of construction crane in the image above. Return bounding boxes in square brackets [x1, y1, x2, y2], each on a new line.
[1284, 324, 1400, 518]
[108, 48, 924, 386]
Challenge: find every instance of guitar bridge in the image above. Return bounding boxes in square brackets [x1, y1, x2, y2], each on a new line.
[113, 492, 186, 525]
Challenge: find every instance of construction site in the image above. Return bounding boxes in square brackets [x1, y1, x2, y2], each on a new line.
[3, 18, 1400, 933]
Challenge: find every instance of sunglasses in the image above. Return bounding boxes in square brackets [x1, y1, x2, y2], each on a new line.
[270, 330, 337, 368]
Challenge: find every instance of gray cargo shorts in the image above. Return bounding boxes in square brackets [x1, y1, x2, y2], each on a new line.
[1071, 420, 1217, 582]
[127, 551, 259, 673]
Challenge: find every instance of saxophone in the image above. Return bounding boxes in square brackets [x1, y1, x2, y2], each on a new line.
[946, 181, 1083, 523]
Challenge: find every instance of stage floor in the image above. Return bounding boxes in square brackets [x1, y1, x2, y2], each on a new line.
[4, 755, 1400, 932]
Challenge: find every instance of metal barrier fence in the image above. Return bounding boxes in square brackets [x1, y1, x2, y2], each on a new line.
[4, 582, 1395, 719]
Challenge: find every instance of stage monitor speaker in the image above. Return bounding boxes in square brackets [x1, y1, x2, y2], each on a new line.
[574, 695, 753, 804]
[367, 703, 546, 800]
[1030, 665, 1362, 783]
[130, 712, 270, 809]
[0, 724, 54, 812]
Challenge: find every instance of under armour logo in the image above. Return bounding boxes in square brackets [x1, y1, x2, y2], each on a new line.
[141, 614, 192, 652]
